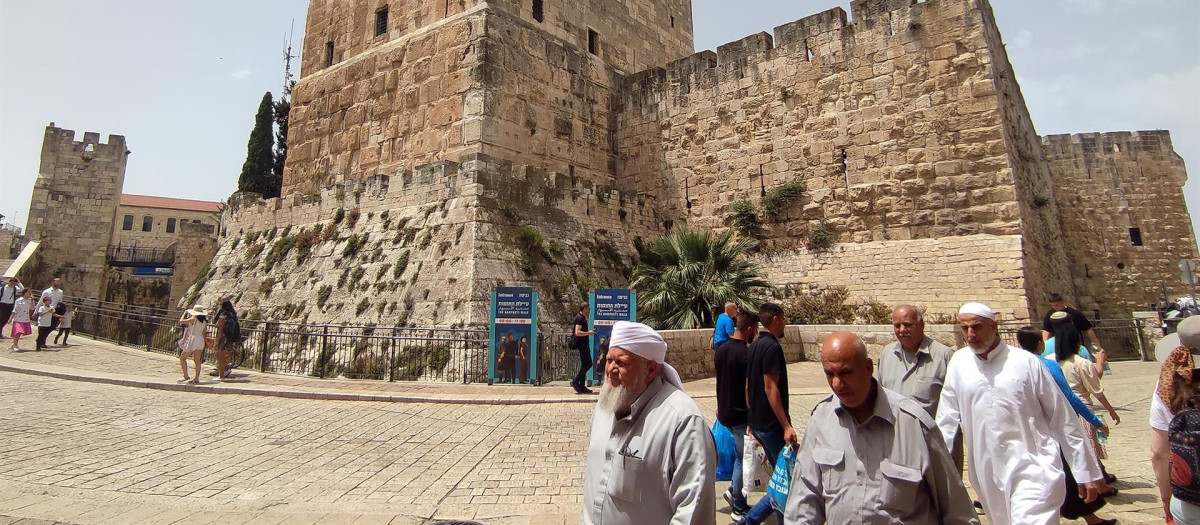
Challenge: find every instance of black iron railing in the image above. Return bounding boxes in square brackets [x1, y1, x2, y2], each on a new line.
[996, 318, 1150, 361]
[107, 245, 177, 267]
[64, 297, 492, 383]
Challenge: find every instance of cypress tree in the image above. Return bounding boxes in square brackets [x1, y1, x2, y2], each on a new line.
[238, 92, 279, 198]
[272, 84, 292, 183]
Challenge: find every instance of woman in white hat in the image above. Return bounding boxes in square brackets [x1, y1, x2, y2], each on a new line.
[177, 308, 209, 383]
[1150, 316, 1200, 524]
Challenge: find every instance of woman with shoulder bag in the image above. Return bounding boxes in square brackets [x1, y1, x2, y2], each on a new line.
[178, 308, 208, 383]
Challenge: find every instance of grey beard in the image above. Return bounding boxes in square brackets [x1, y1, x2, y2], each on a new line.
[969, 336, 998, 354]
[598, 368, 650, 417]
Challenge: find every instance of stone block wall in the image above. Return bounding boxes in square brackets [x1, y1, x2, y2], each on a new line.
[300, 0, 692, 80]
[616, 0, 1025, 247]
[170, 222, 219, 309]
[286, 9, 484, 194]
[1043, 131, 1200, 319]
[199, 151, 659, 329]
[755, 234, 1030, 321]
[975, 2, 1075, 322]
[21, 126, 128, 299]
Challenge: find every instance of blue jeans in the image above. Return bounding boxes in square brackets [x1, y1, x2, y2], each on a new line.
[728, 424, 750, 513]
[744, 426, 785, 525]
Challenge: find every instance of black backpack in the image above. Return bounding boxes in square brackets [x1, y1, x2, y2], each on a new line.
[1169, 396, 1200, 505]
[222, 313, 242, 343]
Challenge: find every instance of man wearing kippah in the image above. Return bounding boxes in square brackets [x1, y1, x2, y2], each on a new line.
[935, 303, 1109, 525]
[581, 321, 716, 524]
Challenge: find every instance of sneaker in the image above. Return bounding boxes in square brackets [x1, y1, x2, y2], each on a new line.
[722, 490, 748, 520]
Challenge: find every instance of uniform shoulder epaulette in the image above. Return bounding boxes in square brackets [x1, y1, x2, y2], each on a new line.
[810, 393, 836, 416]
[894, 395, 937, 429]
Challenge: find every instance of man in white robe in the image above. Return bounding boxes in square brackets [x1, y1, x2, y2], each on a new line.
[936, 303, 1106, 525]
[581, 321, 716, 524]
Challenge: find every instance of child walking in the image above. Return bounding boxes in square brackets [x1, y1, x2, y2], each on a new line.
[9, 289, 33, 351]
[35, 296, 54, 351]
[53, 302, 76, 346]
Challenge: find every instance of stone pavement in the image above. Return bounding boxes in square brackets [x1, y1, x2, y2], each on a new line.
[0, 333, 1174, 524]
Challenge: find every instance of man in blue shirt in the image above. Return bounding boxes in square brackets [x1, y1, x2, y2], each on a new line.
[713, 302, 737, 350]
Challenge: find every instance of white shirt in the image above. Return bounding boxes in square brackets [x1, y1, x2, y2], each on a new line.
[0, 284, 22, 305]
[1151, 384, 1174, 432]
[936, 342, 1101, 525]
[59, 310, 75, 329]
[581, 377, 717, 525]
[11, 297, 31, 323]
[181, 321, 207, 351]
[36, 304, 54, 327]
[41, 287, 63, 309]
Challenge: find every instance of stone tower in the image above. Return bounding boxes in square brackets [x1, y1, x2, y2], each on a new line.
[195, 0, 1196, 328]
[21, 125, 129, 299]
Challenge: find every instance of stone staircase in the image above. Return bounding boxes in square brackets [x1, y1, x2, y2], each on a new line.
[0, 259, 13, 277]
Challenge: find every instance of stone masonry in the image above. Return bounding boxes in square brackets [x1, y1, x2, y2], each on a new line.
[1044, 131, 1199, 319]
[20, 125, 129, 300]
[195, 0, 1197, 329]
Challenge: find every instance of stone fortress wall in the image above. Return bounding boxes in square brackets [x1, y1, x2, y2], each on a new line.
[197, 0, 1198, 329]
[1044, 131, 1199, 319]
[20, 125, 129, 300]
[198, 150, 659, 327]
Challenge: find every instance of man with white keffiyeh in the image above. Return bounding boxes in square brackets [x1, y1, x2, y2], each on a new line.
[581, 321, 717, 525]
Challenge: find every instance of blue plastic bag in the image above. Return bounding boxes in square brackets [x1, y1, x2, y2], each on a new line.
[712, 420, 736, 482]
[766, 445, 796, 511]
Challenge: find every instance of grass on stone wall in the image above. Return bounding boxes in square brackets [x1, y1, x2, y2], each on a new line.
[805, 221, 836, 252]
[347, 208, 361, 228]
[355, 297, 371, 316]
[393, 251, 410, 279]
[333, 207, 345, 225]
[729, 199, 762, 239]
[316, 285, 333, 309]
[761, 179, 806, 220]
[342, 233, 367, 258]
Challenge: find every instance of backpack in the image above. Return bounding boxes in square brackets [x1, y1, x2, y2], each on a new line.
[1169, 396, 1200, 505]
[221, 313, 242, 343]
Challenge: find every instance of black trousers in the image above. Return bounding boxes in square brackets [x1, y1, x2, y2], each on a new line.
[1061, 452, 1106, 519]
[572, 346, 593, 386]
[0, 302, 12, 330]
[54, 328, 71, 345]
[36, 326, 52, 349]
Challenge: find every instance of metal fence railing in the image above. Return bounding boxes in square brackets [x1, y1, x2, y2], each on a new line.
[64, 296, 492, 384]
[997, 318, 1150, 361]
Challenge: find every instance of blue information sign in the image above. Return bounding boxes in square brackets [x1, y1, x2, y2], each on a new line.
[489, 287, 538, 385]
[589, 288, 636, 385]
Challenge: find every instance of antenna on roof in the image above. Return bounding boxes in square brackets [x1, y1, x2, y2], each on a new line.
[282, 20, 296, 100]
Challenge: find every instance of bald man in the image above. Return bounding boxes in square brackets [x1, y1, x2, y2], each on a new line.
[786, 332, 978, 524]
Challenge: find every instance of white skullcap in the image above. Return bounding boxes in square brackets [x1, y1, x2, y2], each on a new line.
[958, 302, 996, 320]
[608, 321, 683, 389]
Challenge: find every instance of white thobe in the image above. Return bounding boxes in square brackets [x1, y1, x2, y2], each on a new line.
[935, 342, 1101, 525]
[40, 287, 63, 308]
[581, 376, 717, 525]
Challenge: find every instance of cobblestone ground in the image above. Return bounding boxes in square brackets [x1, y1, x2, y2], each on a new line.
[0, 340, 1171, 524]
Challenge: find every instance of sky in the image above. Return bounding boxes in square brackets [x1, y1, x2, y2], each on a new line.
[1, 1, 1198, 240]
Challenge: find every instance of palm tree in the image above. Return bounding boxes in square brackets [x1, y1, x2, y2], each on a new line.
[631, 229, 772, 330]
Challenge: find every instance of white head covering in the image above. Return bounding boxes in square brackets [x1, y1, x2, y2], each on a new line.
[958, 302, 996, 320]
[608, 321, 683, 389]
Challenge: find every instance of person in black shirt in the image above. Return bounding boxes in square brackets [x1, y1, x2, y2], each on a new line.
[715, 311, 759, 520]
[1041, 293, 1106, 356]
[570, 304, 597, 394]
[741, 302, 794, 525]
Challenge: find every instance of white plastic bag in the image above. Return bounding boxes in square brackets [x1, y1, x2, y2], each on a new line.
[741, 431, 772, 498]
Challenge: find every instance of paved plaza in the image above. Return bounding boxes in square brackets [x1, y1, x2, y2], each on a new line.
[0, 335, 1175, 524]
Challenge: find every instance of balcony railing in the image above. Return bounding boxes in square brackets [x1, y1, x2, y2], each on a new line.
[107, 245, 176, 267]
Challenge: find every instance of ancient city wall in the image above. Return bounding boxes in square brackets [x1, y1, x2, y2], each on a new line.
[201, 151, 657, 328]
[300, 0, 692, 79]
[21, 126, 128, 299]
[754, 234, 1029, 320]
[975, 1, 1075, 322]
[611, 0, 1041, 318]
[1043, 131, 1199, 319]
[285, 9, 485, 193]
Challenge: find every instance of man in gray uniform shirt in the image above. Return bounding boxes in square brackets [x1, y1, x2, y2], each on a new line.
[787, 332, 979, 524]
[875, 304, 963, 471]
